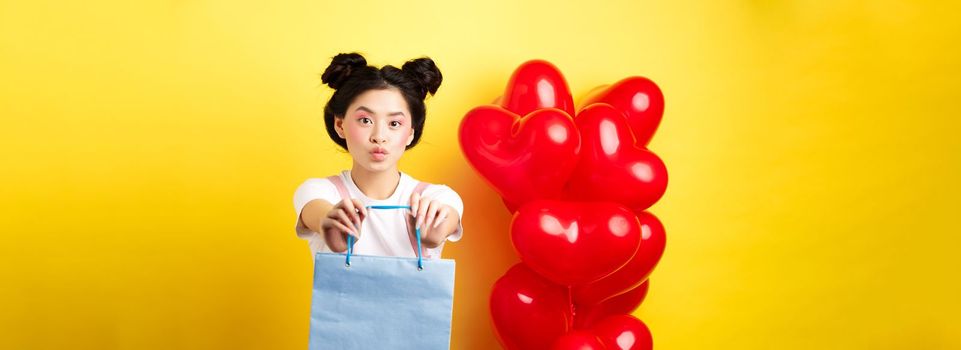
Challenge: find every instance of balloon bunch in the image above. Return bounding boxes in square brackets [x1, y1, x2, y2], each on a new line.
[458, 60, 668, 350]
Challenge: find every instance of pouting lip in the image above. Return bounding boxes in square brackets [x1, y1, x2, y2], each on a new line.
[370, 147, 388, 155]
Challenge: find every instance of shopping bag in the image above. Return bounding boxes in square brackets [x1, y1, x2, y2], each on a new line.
[308, 205, 456, 350]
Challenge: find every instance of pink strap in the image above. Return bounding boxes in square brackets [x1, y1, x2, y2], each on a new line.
[327, 175, 350, 202]
[413, 182, 429, 196]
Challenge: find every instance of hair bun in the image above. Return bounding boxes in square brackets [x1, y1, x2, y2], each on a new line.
[401, 57, 443, 97]
[321, 53, 367, 89]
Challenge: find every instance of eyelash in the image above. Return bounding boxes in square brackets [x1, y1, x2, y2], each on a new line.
[358, 117, 402, 127]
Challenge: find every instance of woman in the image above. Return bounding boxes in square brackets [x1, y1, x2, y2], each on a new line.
[293, 52, 464, 259]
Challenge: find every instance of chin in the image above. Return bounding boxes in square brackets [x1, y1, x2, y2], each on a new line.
[360, 161, 394, 173]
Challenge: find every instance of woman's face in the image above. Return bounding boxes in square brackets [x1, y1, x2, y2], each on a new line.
[335, 88, 415, 173]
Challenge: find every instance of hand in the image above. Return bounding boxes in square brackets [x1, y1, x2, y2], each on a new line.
[321, 198, 368, 241]
[410, 192, 452, 236]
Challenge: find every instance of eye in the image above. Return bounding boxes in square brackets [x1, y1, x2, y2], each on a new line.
[390, 121, 402, 128]
[358, 117, 372, 125]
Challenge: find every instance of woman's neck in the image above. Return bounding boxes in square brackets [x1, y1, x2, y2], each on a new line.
[349, 165, 401, 200]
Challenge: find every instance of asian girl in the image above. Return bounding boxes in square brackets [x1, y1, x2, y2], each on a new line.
[293, 52, 464, 259]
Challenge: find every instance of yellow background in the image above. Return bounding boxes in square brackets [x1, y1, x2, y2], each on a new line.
[2, 1, 959, 349]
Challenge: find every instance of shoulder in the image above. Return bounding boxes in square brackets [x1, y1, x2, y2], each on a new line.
[401, 172, 460, 198]
[295, 177, 335, 192]
[297, 170, 350, 187]
[293, 175, 344, 211]
[423, 183, 460, 198]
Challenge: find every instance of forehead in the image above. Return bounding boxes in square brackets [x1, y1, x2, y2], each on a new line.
[347, 88, 410, 116]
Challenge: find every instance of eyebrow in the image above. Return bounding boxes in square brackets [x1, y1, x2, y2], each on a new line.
[354, 106, 406, 117]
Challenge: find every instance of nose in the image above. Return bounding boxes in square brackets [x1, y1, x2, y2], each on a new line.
[370, 121, 387, 144]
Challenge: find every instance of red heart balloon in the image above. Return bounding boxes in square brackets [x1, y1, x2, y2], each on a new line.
[500, 60, 576, 117]
[574, 281, 649, 329]
[491, 263, 573, 350]
[564, 103, 668, 212]
[573, 211, 665, 305]
[579, 77, 664, 147]
[511, 200, 641, 286]
[592, 315, 653, 350]
[459, 105, 581, 212]
[551, 331, 607, 350]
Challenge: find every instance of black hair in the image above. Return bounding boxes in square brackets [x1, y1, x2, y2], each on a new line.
[320, 52, 442, 151]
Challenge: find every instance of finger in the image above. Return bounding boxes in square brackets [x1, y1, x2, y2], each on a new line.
[341, 199, 361, 229]
[326, 206, 342, 219]
[416, 196, 431, 228]
[433, 206, 449, 229]
[330, 220, 356, 239]
[410, 192, 420, 216]
[424, 201, 440, 232]
[351, 199, 368, 220]
[335, 209, 358, 235]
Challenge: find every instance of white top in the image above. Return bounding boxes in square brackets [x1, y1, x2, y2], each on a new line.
[293, 170, 464, 258]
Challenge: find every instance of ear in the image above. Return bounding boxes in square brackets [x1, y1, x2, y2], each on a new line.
[334, 117, 346, 139]
[406, 129, 415, 146]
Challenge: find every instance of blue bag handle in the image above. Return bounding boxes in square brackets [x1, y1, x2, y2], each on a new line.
[346, 205, 424, 270]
